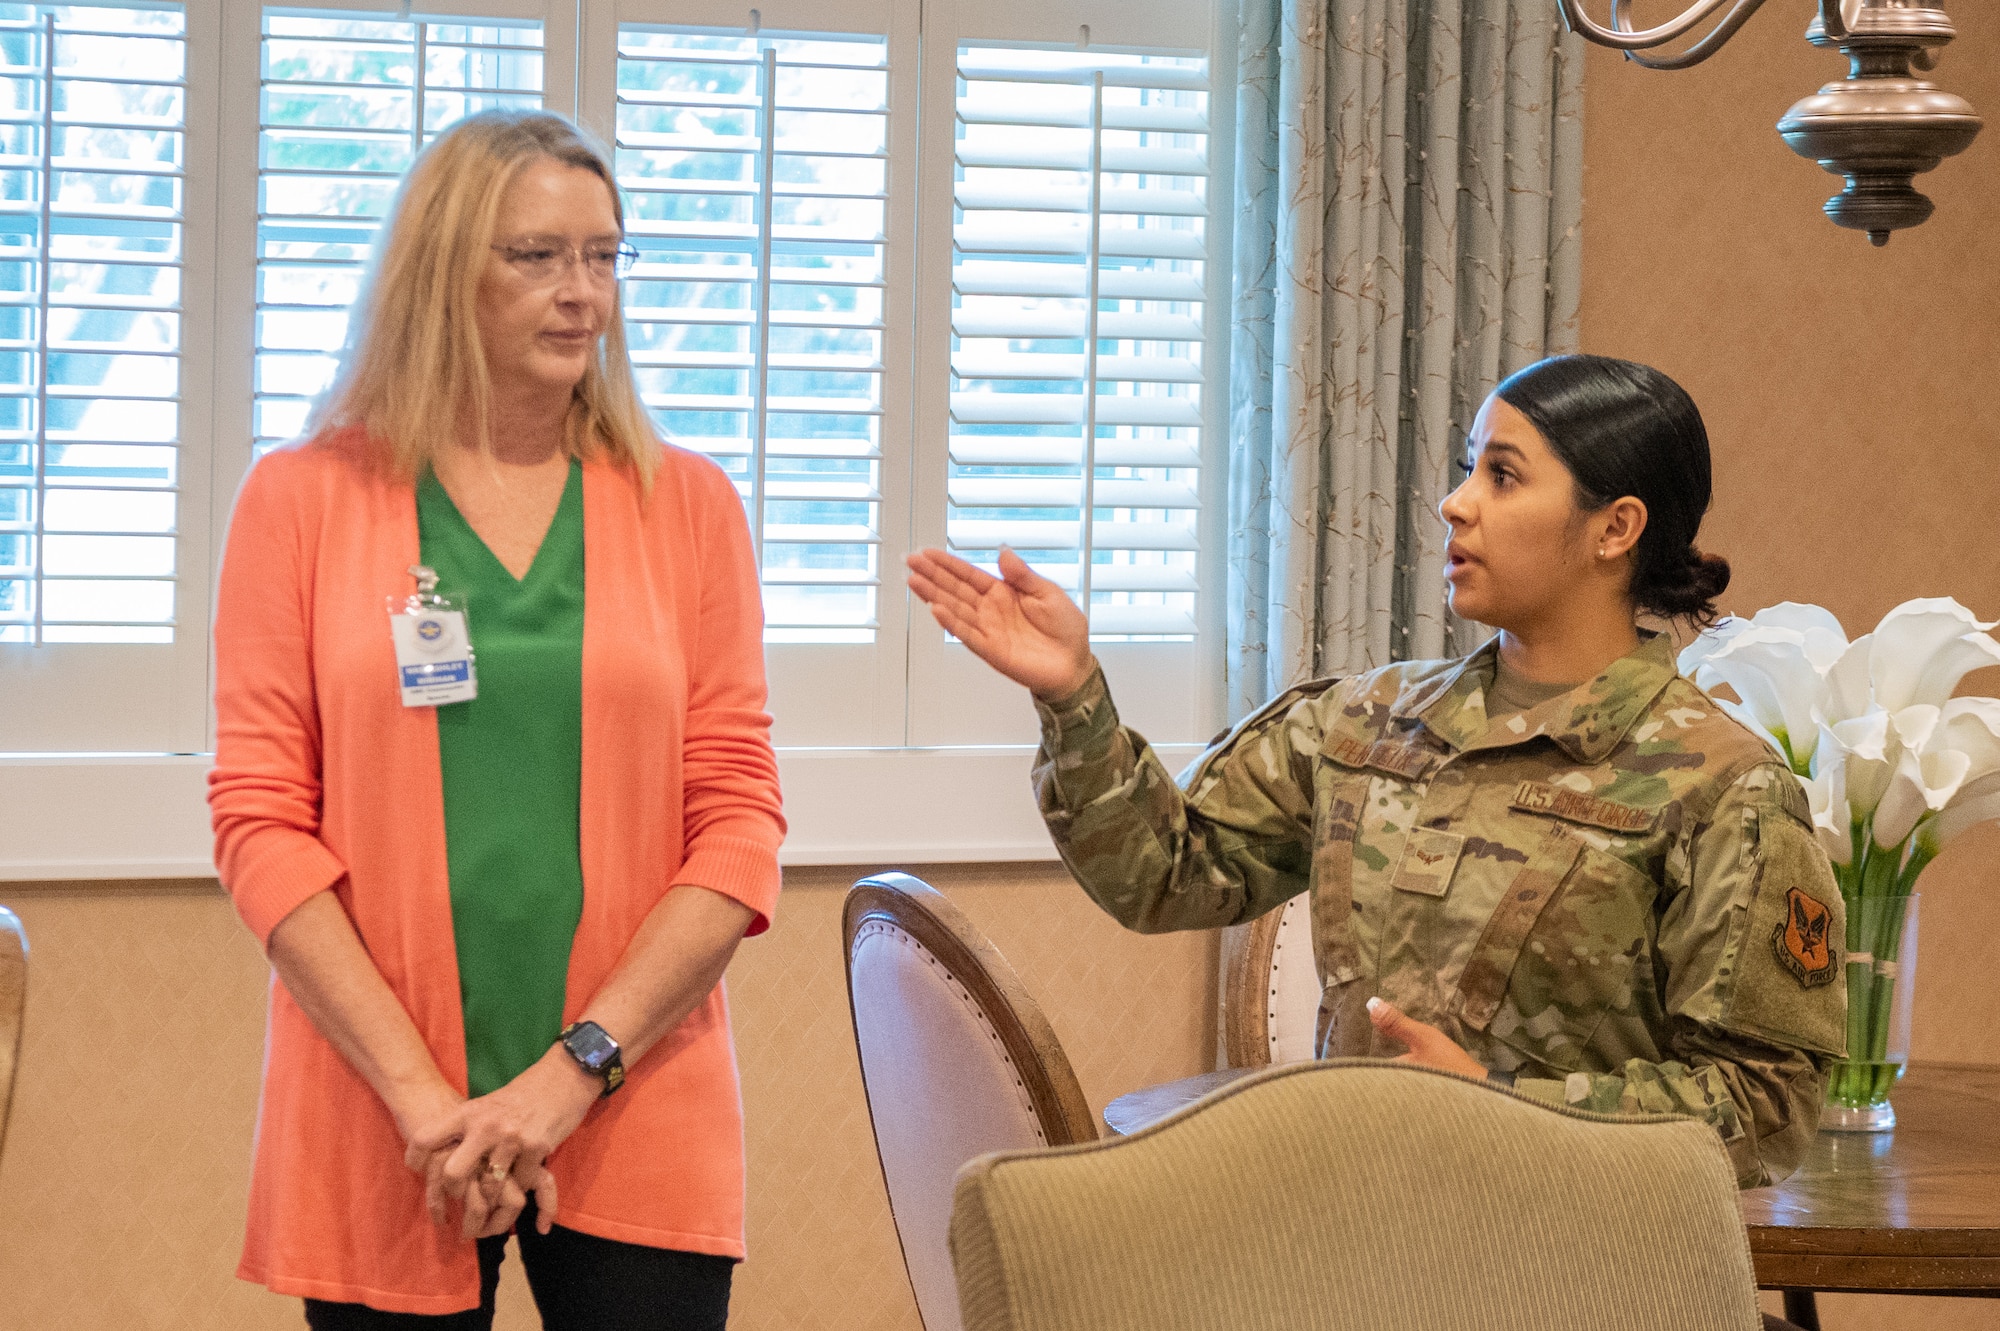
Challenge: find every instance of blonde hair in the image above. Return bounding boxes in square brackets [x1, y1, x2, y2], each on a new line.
[311, 110, 659, 487]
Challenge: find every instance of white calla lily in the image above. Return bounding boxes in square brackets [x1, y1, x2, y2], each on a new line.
[1680, 598, 2000, 903]
[1802, 764, 1853, 866]
[1701, 628, 1828, 771]
[1872, 745, 1971, 850]
[1868, 598, 2000, 713]
[1926, 787, 2000, 854]
[1821, 633, 1876, 725]
[1732, 598, 2000, 1113]
[1938, 697, 2000, 787]
[1677, 615, 1750, 686]
[1898, 699, 2000, 856]
[1749, 602, 1850, 672]
[1749, 602, 1848, 639]
[1714, 698, 1786, 763]
[1828, 709, 1896, 818]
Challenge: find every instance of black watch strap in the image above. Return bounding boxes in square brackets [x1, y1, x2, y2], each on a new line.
[559, 1020, 625, 1096]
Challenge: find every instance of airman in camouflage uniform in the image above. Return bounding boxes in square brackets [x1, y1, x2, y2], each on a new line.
[1033, 630, 1846, 1188]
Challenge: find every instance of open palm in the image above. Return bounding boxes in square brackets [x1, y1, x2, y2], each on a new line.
[905, 547, 1093, 701]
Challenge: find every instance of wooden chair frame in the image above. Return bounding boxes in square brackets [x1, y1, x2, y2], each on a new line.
[0, 905, 26, 1164]
[844, 873, 1099, 1331]
[843, 872, 1098, 1148]
[1218, 900, 1291, 1070]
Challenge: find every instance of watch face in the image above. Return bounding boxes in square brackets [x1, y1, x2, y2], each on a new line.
[566, 1023, 618, 1071]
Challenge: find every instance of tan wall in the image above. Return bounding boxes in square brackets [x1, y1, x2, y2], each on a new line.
[4, 13, 1999, 1331]
[0, 867, 1216, 1330]
[1580, 11, 2000, 1329]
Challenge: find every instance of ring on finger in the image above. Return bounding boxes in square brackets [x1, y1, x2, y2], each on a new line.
[485, 1157, 510, 1184]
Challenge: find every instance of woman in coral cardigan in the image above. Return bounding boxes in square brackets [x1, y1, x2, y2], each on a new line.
[208, 111, 784, 1329]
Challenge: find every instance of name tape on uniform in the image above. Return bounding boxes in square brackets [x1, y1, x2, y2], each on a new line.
[1510, 781, 1657, 834]
[1325, 736, 1436, 781]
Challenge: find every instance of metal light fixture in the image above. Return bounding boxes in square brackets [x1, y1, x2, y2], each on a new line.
[1555, 0, 1982, 245]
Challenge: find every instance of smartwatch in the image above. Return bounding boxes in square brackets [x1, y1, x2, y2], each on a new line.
[559, 1020, 625, 1096]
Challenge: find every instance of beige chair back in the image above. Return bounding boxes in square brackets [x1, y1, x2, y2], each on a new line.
[0, 906, 25, 1163]
[950, 1059, 1761, 1331]
[1219, 894, 1319, 1067]
[845, 873, 1097, 1331]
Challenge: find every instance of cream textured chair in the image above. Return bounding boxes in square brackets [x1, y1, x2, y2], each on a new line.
[949, 1059, 1762, 1331]
[1219, 894, 1320, 1067]
[0, 905, 25, 1164]
[845, 873, 1097, 1331]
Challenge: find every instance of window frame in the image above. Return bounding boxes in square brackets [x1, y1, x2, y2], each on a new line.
[0, 0, 1234, 879]
[908, 0, 1234, 749]
[583, 0, 925, 751]
[0, 0, 220, 755]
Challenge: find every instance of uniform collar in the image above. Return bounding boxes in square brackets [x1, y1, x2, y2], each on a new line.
[1393, 630, 1683, 764]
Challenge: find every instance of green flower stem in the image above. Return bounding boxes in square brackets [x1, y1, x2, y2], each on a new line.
[1832, 853, 1869, 1109]
[1826, 828, 1927, 1111]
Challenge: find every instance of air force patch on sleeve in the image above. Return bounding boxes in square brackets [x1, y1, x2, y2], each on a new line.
[1773, 886, 1838, 988]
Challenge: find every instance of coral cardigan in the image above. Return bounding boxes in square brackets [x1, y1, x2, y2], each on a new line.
[209, 428, 785, 1314]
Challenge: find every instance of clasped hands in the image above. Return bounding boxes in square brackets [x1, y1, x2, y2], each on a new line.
[397, 1044, 604, 1242]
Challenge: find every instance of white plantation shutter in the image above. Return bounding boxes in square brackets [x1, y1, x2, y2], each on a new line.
[948, 45, 1208, 641]
[253, 13, 544, 454]
[0, 5, 187, 647]
[614, 27, 888, 645]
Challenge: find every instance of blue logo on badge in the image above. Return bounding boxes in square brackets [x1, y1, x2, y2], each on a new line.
[417, 618, 444, 642]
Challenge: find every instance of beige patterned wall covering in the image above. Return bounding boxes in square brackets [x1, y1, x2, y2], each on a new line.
[0, 864, 1216, 1331]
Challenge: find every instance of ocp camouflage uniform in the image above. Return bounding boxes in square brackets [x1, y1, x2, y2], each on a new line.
[1034, 630, 1846, 1188]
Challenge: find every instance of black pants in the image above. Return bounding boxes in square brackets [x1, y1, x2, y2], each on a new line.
[303, 1201, 733, 1331]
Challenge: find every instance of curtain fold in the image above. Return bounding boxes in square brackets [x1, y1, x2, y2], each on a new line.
[1227, 0, 1584, 720]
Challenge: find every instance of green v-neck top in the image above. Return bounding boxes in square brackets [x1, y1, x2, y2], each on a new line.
[417, 460, 585, 1098]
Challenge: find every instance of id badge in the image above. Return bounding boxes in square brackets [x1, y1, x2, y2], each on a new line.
[388, 564, 477, 707]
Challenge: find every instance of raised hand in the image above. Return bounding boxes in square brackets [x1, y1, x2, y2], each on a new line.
[906, 546, 1093, 701]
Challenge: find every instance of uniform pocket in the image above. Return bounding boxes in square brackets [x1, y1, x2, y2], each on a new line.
[1476, 839, 1657, 1073]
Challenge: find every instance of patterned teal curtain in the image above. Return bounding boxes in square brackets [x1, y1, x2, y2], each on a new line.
[1227, 0, 1585, 719]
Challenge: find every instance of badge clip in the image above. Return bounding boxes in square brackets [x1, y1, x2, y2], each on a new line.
[387, 563, 477, 708]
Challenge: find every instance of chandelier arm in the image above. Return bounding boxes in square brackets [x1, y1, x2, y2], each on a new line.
[1553, 0, 1743, 51]
[1615, 0, 1773, 70]
[1818, 0, 1849, 42]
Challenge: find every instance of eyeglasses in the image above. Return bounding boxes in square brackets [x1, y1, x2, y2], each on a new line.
[490, 240, 640, 285]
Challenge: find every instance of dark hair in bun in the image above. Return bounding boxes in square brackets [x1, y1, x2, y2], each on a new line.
[1495, 353, 1731, 627]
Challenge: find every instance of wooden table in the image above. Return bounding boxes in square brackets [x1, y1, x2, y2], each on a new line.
[1103, 1060, 2000, 1323]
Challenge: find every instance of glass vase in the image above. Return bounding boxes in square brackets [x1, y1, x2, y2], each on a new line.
[1822, 892, 1919, 1132]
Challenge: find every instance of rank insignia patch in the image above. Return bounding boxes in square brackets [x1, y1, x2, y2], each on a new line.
[1391, 828, 1465, 898]
[1773, 886, 1838, 988]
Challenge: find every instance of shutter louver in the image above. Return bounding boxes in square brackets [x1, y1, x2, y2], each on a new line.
[0, 4, 187, 645]
[615, 28, 888, 645]
[949, 46, 1207, 640]
[254, 13, 544, 455]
